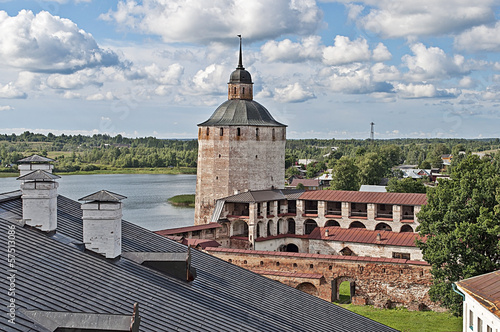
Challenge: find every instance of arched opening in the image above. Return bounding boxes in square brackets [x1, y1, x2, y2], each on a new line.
[237, 128, 241, 136]
[304, 219, 318, 235]
[337, 280, 355, 304]
[325, 220, 340, 227]
[296, 282, 318, 296]
[277, 218, 286, 235]
[267, 220, 274, 237]
[287, 218, 296, 234]
[220, 128, 223, 136]
[400, 224, 414, 233]
[256, 221, 264, 238]
[375, 223, 392, 232]
[232, 220, 248, 237]
[349, 221, 366, 229]
[285, 243, 299, 252]
[255, 128, 259, 137]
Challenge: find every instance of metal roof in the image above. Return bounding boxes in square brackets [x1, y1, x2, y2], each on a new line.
[223, 189, 305, 203]
[198, 99, 286, 127]
[17, 154, 55, 163]
[300, 190, 427, 206]
[79, 190, 127, 202]
[308, 227, 424, 247]
[456, 270, 500, 319]
[290, 179, 320, 187]
[154, 222, 222, 236]
[16, 169, 61, 181]
[0, 193, 397, 331]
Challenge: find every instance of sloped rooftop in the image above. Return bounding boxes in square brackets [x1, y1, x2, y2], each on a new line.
[0, 191, 397, 332]
[17, 155, 55, 163]
[456, 270, 500, 319]
[222, 189, 304, 203]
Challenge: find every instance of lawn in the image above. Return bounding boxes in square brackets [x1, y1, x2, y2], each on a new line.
[335, 281, 462, 332]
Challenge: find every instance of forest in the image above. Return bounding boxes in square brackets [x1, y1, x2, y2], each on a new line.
[1, 131, 499, 179]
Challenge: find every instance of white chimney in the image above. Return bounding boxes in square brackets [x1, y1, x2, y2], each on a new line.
[17, 155, 55, 177]
[17, 170, 60, 232]
[80, 190, 127, 259]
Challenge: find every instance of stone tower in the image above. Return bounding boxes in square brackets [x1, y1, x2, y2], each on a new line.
[194, 37, 287, 225]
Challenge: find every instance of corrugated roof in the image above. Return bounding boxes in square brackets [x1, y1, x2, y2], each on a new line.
[0, 193, 398, 331]
[198, 99, 286, 127]
[456, 270, 500, 319]
[79, 190, 127, 202]
[308, 227, 424, 247]
[223, 189, 305, 203]
[155, 222, 222, 236]
[17, 154, 55, 163]
[300, 190, 427, 205]
[16, 169, 61, 181]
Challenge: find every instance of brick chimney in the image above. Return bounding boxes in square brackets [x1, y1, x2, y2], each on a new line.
[17, 155, 55, 177]
[17, 170, 60, 232]
[80, 190, 127, 259]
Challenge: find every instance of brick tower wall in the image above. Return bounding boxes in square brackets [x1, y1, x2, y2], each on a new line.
[195, 125, 286, 225]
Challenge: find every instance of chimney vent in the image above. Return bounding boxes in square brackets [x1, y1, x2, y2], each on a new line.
[17, 170, 60, 232]
[80, 190, 127, 259]
[17, 155, 55, 177]
[324, 229, 329, 237]
[376, 233, 381, 241]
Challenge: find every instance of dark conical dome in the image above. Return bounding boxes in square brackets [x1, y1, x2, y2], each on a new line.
[198, 99, 286, 127]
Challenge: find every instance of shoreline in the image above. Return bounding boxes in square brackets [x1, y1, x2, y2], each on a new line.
[0, 167, 196, 177]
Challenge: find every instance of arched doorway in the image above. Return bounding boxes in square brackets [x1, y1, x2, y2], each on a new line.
[285, 243, 299, 252]
[287, 218, 296, 234]
[231, 220, 248, 237]
[256, 221, 264, 238]
[304, 219, 318, 235]
[277, 218, 286, 234]
[296, 282, 318, 296]
[332, 277, 356, 303]
[375, 223, 392, 231]
[325, 220, 340, 227]
[349, 221, 366, 229]
[400, 224, 414, 233]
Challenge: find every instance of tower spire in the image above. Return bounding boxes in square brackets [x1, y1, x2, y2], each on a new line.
[237, 35, 244, 69]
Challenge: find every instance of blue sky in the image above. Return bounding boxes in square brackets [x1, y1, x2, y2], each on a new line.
[0, 0, 499, 139]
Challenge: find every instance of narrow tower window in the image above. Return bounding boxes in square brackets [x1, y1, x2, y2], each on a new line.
[256, 128, 259, 137]
[272, 128, 275, 140]
[242, 87, 245, 94]
[220, 128, 223, 136]
[206, 128, 209, 136]
[237, 128, 241, 136]
[234, 87, 236, 94]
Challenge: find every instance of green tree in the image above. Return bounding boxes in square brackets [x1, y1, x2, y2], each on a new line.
[296, 182, 305, 190]
[386, 177, 426, 193]
[417, 154, 500, 315]
[356, 152, 385, 185]
[285, 166, 300, 178]
[330, 156, 359, 191]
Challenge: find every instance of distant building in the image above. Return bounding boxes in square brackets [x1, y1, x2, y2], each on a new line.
[456, 270, 500, 332]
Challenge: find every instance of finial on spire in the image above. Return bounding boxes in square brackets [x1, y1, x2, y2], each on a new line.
[237, 35, 244, 69]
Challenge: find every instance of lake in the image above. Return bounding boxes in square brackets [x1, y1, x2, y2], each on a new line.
[0, 173, 196, 231]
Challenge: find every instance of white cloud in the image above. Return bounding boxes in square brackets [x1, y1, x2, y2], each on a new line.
[86, 91, 114, 101]
[402, 43, 469, 81]
[46, 70, 100, 89]
[395, 83, 460, 99]
[0, 10, 120, 73]
[320, 63, 394, 94]
[192, 64, 228, 95]
[372, 43, 391, 62]
[101, 0, 323, 44]
[63, 91, 81, 99]
[0, 83, 27, 99]
[455, 21, 500, 52]
[370, 63, 400, 81]
[273, 82, 315, 103]
[144, 63, 184, 85]
[0, 105, 13, 111]
[323, 36, 371, 66]
[353, 0, 495, 38]
[261, 36, 322, 62]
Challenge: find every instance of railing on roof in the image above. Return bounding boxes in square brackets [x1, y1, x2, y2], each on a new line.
[351, 211, 367, 217]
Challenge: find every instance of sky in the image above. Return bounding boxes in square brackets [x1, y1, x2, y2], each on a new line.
[0, 1, 499, 139]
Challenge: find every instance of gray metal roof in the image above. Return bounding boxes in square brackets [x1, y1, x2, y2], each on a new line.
[17, 155, 55, 163]
[223, 189, 305, 203]
[198, 99, 286, 127]
[79, 190, 127, 202]
[0, 192, 396, 332]
[16, 169, 61, 181]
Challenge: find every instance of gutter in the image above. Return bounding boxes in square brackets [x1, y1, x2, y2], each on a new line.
[452, 283, 465, 301]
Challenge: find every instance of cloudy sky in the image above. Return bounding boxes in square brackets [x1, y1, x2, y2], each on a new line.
[0, 0, 499, 139]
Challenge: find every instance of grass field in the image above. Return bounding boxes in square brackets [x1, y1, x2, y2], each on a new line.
[168, 194, 196, 207]
[335, 281, 462, 331]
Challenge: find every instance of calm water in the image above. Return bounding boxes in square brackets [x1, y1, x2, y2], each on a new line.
[0, 174, 196, 231]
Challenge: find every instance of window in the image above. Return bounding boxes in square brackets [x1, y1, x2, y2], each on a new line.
[242, 87, 245, 94]
[487, 325, 492, 332]
[392, 252, 410, 260]
[220, 128, 223, 136]
[234, 87, 236, 94]
[477, 318, 482, 332]
[206, 128, 209, 136]
[469, 310, 473, 330]
[237, 128, 241, 136]
[272, 128, 275, 139]
[256, 128, 259, 137]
